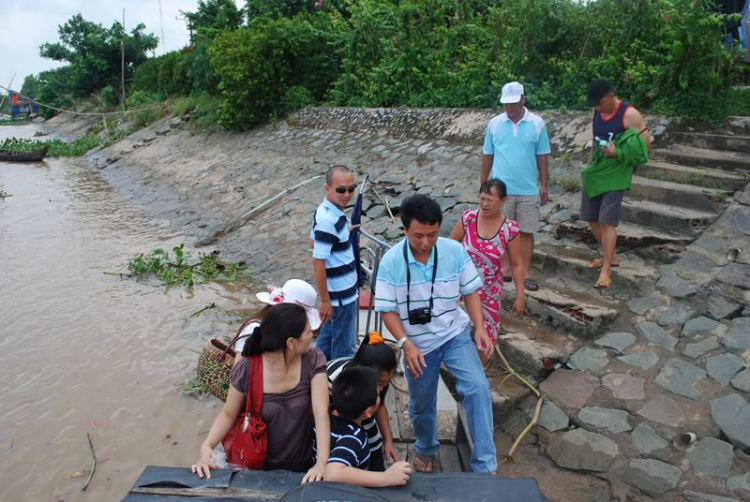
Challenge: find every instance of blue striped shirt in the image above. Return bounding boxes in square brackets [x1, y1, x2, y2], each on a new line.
[311, 198, 358, 306]
[374, 238, 482, 355]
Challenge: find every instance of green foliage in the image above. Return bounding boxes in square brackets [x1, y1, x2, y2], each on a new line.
[0, 136, 100, 157]
[171, 93, 221, 129]
[127, 244, 250, 286]
[98, 85, 119, 108]
[20, 75, 41, 99]
[39, 14, 159, 100]
[182, 0, 244, 41]
[209, 14, 344, 129]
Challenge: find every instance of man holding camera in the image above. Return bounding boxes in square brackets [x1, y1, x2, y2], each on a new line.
[374, 194, 496, 475]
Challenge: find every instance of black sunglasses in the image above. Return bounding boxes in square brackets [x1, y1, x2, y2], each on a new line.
[335, 185, 357, 194]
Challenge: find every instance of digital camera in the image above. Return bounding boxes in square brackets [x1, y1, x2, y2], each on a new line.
[408, 307, 432, 326]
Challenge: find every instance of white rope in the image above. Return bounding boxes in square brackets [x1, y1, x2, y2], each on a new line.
[0, 84, 169, 117]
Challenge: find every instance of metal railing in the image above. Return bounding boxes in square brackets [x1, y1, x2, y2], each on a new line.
[356, 229, 392, 337]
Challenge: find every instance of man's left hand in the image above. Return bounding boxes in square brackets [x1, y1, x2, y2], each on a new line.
[602, 142, 616, 158]
[540, 185, 549, 205]
[474, 326, 494, 359]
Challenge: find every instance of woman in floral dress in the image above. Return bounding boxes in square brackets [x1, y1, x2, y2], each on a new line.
[450, 179, 525, 363]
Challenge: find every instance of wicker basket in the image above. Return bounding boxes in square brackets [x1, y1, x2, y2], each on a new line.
[197, 339, 237, 402]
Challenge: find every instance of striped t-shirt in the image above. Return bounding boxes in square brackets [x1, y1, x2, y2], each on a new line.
[327, 358, 388, 453]
[374, 237, 483, 355]
[328, 415, 371, 469]
[310, 198, 358, 306]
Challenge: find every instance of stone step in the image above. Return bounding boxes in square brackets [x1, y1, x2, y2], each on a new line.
[502, 280, 620, 339]
[497, 317, 582, 381]
[532, 240, 661, 297]
[555, 220, 693, 249]
[636, 161, 748, 192]
[670, 131, 750, 154]
[628, 175, 727, 213]
[650, 146, 750, 173]
[621, 198, 720, 235]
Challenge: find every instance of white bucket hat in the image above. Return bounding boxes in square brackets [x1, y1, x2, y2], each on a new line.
[256, 279, 322, 330]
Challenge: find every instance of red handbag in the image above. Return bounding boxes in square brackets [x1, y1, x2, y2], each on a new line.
[221, 354, 268, 469]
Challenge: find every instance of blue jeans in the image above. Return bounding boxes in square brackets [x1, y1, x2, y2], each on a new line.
[405, 326, 497, 473]
[316, 299, 357, 360]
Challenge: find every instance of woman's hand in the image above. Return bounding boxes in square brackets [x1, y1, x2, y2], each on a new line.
[192, 442, 219, 479]
[512, 296, 525, 318]
[302, 462, 326, 484]
[383, 440, 401, 464]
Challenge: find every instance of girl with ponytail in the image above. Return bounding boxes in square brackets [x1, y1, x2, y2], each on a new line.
[194, 303, 330, 483]
[326, 332, 399, 471]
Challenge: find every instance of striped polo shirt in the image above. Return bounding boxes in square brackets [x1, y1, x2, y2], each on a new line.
[374, 237, 483, 355]
[310, 198, 358, 306]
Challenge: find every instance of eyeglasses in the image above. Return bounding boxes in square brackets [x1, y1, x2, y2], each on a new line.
[334, 185, 357, 194]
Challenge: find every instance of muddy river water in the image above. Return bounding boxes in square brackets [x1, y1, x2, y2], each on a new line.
[0, 125, 260, 501]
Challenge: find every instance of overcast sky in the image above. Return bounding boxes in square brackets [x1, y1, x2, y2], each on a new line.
[1, 0, 243, 93]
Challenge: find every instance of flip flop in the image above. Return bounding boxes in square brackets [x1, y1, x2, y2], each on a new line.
[414, 453, 436, 473]
[524, 278, 540, 291]
[503, 275, 512, 283]
[585, 258, 620, 269]
[594, 279, 612, 290]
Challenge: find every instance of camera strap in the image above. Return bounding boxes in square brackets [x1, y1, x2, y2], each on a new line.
[403, 241, 439, 313]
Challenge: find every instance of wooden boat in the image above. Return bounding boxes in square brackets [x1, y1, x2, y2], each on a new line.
[0, 145, 50, 162]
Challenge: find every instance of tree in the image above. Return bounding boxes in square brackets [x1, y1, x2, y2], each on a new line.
[182, 0, 244, 41]
[39, 14, 158, 101]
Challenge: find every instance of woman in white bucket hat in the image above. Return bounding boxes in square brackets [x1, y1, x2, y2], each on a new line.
[233, 279, 322, 366]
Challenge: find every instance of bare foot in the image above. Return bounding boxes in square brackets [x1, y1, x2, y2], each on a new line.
[594, 275, 613, 289]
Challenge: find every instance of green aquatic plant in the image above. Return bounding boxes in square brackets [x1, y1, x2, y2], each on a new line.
[0, 136, 100, 157]
[127, 244, 250, 286]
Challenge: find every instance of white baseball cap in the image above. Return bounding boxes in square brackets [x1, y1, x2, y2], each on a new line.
[256, 279, 322, 330]
[500, 82, 524, 104]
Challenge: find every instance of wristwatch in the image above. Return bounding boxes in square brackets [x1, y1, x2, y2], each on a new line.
[397, 337, 409, 351]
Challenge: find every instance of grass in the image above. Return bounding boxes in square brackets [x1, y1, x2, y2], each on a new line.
[640, 171, 730, 191]
[0, 136, 100, 157]
[550, 171, 582, 193]
[127, 244, 250, 287]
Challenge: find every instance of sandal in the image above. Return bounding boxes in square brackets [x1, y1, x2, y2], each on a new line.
[414, 453, 436, 473]
[585, 258, 620, 269]
[594, 277, 613, 290]
[524, 278, 540, 291]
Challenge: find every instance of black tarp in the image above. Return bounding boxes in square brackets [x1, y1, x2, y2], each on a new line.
[123, 466, 551, 502]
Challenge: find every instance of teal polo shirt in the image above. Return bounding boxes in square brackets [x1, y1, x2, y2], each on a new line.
[482, 108, 551, 196]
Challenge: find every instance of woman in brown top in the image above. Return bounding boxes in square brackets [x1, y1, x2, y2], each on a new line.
[192, 303, 330, 482]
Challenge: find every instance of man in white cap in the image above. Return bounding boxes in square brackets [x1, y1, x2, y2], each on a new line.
[479, 82, 550, 292]
[232, 279, 322, 365]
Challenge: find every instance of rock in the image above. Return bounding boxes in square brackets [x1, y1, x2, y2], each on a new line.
[706, 354, 746, 386]
[689, 437, 736, 477]
[731, 370, 750, 392]
[538, 401, 569, 432]
[547, 208, 572, 224]
[631, 423, 668, 455]
[727, 208, 750, 235]
[724, 318, 750, 352]
[578, 406, 632, 433]
[620, 459, 682, 497]
[602, 373, 646, 400]
[637, 395, 687, 428]
[729, 472, 750, 493]
[540, 370, 600, 410]
[546, 429, 619, 472]
[595, 332, 636, 352]
[635, 321, 678, 351]
[617, 351, 660, 371]
[710, 393, 750, 450]
[657, 264, 701, 298]
[683, 316, 722, 337]
[655, 358, 707, 400]
[568, 347, 610, 372]
[155, 124, 171, 136]
[628, 296, 662, 315]
[736, 190, 750, 206]
[684, 491, 741, 502]
[502, 410, 537, 445]
[708, 293, 744, 321]
[684, 337, 721, 359]
[659, 305, 695, 326]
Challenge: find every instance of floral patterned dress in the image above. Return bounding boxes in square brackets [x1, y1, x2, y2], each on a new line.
[460, 209, 520, 344]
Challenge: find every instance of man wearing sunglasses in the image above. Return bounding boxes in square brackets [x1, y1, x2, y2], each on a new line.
[310, 165, 360, 360]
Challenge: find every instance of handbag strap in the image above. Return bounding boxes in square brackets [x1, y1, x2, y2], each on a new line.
[246, 354, 264, 414]
[220, 318, 261, 360]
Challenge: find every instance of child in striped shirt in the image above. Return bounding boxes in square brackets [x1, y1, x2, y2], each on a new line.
[324, 367, 412, 487]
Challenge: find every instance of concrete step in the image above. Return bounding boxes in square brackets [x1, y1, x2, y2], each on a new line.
[670, 131, 750, 154]
[636, 161, 748, 192]
[497, 317, 582, 382]
[555, 220, 693, 249]
[628, 175, 728, 212]
[502, 280, 620, 339]
[650, 146, 750, 173]
[532, 240, 661, 296]
[621, 198, 719, 235]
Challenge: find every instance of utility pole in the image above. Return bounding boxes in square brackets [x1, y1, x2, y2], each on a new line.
[158, 0, 166, 54]
[121, 8, 126, 107]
